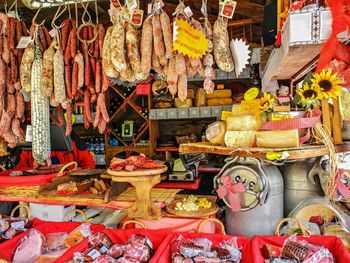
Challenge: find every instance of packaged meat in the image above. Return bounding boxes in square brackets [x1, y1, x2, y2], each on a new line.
[64, 223, 92, 248]
[107, 244, 125, 259]
[13, 229, 44, 263]
[46, 232, 68, 251]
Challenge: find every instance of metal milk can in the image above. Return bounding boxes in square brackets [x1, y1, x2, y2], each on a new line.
[282, 158, 324, 216]
[214, 157, 283, 237]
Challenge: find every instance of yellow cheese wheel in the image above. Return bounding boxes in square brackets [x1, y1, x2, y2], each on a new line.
[206, 121, 226, 146]
[226, 114, 267, 131]
[224, 131, 256, 148]
[256, 129, 299, 148]
[206, 89, 232, 99]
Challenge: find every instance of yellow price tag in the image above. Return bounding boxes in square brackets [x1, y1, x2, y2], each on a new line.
[240, 100, 260, 113]
[221, 111, 233, 121]
[266, 151, 290, 161]
[244, 87, 259, 101]
[64, 113, 76, 125]
[271, 113, 293, 121]
[217, 84, 224, 90]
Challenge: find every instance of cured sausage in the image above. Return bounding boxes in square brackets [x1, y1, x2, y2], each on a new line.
[152, 50, 162, 74]
[74, 52, 84, 89]
[14, 82, 21, 91]
[101, 68, 109, 92]
[38, 26, 47, 51]
[7, 82, 15, 93]
[110, 21, 127, 73]
[84, 89, 92, 123]
[70, 25, 77, 59]
[65, 102, 72, 136]
[0, 58, 6, 94]
[98, 119, 106, 134]
[0, 36, 3, 55]
[20, 42, 35, 92]
[21, 21, 29, 36]
[53, 47, 66, 104]
[61, 19, 70, 51]
[101, 26, 118, 78]
[3, 130, 17, 148]
[98, 24, 105, 57]
[93, 103, 100, 128]
[97, 93, 109, 122]
[175, 53, 186, 75]
[167, 57, 178, 98]
[11, 118, 25, 142]
[65, 64, 72, 99]
[126, 23, 141, 79]
[8, 17, 15, 50]
[15, 19, 22, 46]
[213, 17, 234, 72]
[186, 57, 197, 77]
[15, 91, 25, 119]
[95, 60, 102, 94]
[0, 111, 11, 136]
[140, 18, 152, 75]
[177, 74, 187, 101]
[64, 33, 71, 65]
[41, 41, 55, 97]
[56, 104, 64, 127]
[2, 35, 10, 64]
[82, 45, 91, 86]
[72, 61, 78, 96]
[160, 12, 173, 58]
[6, 93, 15, 118]
[152, 14, 166, 66]
[42, 26, 52, 47]
[10, 51, 17, 84]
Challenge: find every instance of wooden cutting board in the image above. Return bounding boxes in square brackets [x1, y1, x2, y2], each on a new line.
[107, 166, 167, 177]
[166, 195, 218, 218]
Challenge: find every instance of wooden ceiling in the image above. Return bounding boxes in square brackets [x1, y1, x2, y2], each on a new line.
[2, 0, 266, 44]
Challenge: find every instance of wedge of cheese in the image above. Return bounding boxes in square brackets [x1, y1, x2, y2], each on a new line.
[225, 131, 256, 148]
[256, 129, 299, 148]
[206, 121, 226, 146]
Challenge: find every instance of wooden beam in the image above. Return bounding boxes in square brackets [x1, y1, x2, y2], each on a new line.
[228, 18, 254, 27]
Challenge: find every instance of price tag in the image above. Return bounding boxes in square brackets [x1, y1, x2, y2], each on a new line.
[271, 113, 293, 121]
[49, 28, 58, 38]
[244, 87, 259, 101]
[87, 249, 101, 260]
[26, 125, 32, 142]
[11, 221, 25, 230]
[266, 151, 290, 161]
[7, 11, 17, 18]
[220, 0, 237, 19]
[131, 10, 144, 27]
[136, 84, 150, 95]
[147, 3, 153, 14]
[184, 6, 193, 18]
[217, 84, 224, 90]
[16, 36, 32, 49]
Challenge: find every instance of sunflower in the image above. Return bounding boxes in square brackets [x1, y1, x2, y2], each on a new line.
[311, 69, 343, 99]
[260, 92, 275, 112]
[296, 83, 322, 103]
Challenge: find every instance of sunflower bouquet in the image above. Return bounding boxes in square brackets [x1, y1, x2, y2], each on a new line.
[295, 69, 343, 109]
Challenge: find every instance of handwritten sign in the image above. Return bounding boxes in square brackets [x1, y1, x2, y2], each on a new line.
[173, 19, 209, 59]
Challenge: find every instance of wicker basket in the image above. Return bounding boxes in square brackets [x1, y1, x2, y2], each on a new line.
[0, 162, 77, 197]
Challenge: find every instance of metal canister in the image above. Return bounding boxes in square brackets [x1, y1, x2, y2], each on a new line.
[214, 157, 284, 237]
[282, 158, 324, 216]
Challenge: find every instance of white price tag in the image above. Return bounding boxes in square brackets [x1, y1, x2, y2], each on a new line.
[26, 125, 32, 142]
[16, 36, 32, 49]
[220, 0, 237, 19]
[147, 3, 153, 14]
[7, 11, 17, 18]
[184, 6, 193, 18]
[11, 221, 25, 230]
[87, 249, 101, 260]
[49, 28, 58, 38]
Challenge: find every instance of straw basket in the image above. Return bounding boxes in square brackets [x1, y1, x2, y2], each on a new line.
[0, 161, 77, 197]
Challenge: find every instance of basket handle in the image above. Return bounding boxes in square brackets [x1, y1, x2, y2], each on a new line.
[57, 161, 78, 177]
[10, 204, 31, 222]
[121, 220, 146, 229]
[64, 209, 88, 223]
[198, 218, 225, 235]
[274, 217, 310, 237]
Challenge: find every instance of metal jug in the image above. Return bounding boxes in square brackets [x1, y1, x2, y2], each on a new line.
[282, 158, 324, 215]
[214, 157, 283, 237]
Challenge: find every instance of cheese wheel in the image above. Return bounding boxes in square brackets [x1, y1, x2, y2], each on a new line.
[225, 131, 256, 148]
[256, 129, 299, 148]
[226, 115, 267, 131]
[206, 121, 226, 146]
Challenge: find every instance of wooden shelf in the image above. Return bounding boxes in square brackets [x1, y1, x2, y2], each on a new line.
[179, 142, 350, 160]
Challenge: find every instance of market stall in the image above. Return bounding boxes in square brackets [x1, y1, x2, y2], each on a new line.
[0, 0, 349, 262]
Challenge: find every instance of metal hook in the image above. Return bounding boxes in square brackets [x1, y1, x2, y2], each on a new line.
[67, 2, 72, 20]
[81, 1, 92, 25]
[94, 0, 99, 24]
[32, 6, 45, 27]
[52, 4, 67, 29]
[7, 0, 19, 19]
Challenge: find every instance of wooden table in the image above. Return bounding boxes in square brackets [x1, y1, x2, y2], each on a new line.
[107, 167, 168, 220]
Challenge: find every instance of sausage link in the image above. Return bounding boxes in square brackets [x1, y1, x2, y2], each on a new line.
[8, 17, 15, 50]
[15, 19, 22, 45]
[56, 104, 64, 127]
[95, 60, 102, 93]
[84, 89, 92, 123]
[15, 91, 25, 119]
[65, 64, 72, 99]
[6, 93, 16, 118]
[74, 52, 84, 89]
[38, 26, 47, 51]
[65, 102, 73, 136]
[70, 25, 77, 59]
[61, 19, 71, 51]
[83, 46, 91, 86]
[72, 61, 78, 97]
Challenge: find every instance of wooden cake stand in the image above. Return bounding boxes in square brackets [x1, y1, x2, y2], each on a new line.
[107, 166, 167, 220]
